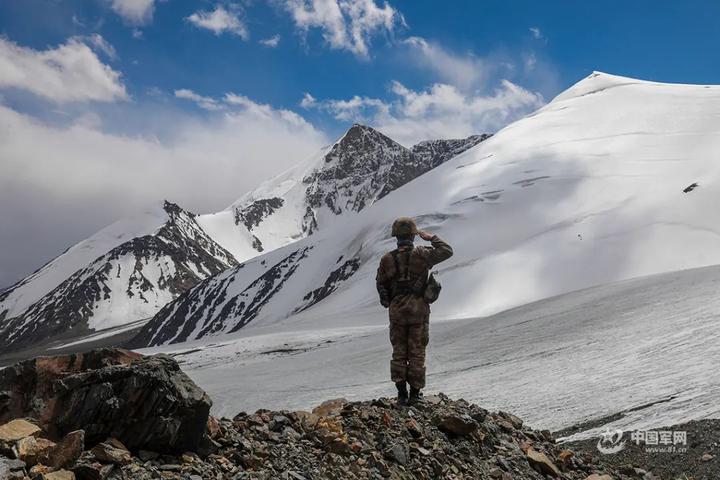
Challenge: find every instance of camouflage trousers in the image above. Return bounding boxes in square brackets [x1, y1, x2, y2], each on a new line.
[389, 321, 430, 389]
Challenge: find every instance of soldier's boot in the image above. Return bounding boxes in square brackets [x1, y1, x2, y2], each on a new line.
[409, 387, 422, 406]
[396, 382, 409, 406]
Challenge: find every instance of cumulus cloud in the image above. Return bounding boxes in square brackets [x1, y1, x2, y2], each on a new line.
[111, 0, 156, 26]
[259, 34, 281, 47]
[529, 26, 543, 40]
[0, 37, 127, 103]
[187, 5, 249, 39]
[283, 0, 402, 58]
[304, 80, 544, 146]
[0, 96, 327, 288]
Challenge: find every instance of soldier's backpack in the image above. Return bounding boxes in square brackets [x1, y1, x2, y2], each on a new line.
[423, 271, 442, 304]
[391, 250, 417, 298]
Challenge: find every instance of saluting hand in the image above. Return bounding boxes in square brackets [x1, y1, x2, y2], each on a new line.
[417, 230, 434, 241]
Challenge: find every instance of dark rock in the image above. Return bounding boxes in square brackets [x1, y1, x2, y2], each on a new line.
[432, 413, 478, 436]
[90, 438, 131, 465]
[137, 450, 158, 461]
[48, 430, 84, 468]
[387, 441, 409, 465]
[71, 452, 114, 480]
[0, 348, 211, 454]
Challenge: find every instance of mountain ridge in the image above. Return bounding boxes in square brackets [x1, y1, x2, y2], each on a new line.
[131, 71, 720, 348]
[0, 126, 489, 353]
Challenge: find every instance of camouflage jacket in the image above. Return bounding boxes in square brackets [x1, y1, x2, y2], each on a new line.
[376, 235, 453, 325]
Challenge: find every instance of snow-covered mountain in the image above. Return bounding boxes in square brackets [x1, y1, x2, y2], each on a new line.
[0, 126, 485, 353]
[198, 124, 488, 260]
[0, 202, 238, 352]
[132, 72, 720, 348]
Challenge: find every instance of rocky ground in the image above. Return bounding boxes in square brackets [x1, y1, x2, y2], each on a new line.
[0, 349, 715, 480]
[561, 419, 719, 480]
[2, 392, 651, 480]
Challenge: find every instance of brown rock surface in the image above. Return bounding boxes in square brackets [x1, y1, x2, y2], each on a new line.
[0, 348, 211, 453]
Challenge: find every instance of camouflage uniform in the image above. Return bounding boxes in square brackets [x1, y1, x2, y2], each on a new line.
[376, 235, 453, 389]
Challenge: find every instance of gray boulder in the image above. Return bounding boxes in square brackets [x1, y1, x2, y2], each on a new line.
[0, 348, 211, 453]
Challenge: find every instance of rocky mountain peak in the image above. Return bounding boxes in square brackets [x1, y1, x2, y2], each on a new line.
[162, 200, 190, 220]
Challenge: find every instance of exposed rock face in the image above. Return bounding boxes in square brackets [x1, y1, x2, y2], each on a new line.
[131, 246, 313, 347]
[0, 349, 211, 454]
[229, 125, 489, 247]
[235, 197, 285, 230]
[410, 134, 491, 169]
[301, 125, 488, 221]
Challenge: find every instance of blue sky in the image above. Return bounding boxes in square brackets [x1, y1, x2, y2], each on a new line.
[0, 0, 719, 286]
[3, 0, 719, 139]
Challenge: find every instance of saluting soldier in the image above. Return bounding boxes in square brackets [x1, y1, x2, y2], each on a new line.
[376, 217, 453, 405]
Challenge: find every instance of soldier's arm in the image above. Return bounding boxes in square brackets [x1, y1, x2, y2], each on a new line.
[424, 235, 453, 266]
[376, 257, 391, 307]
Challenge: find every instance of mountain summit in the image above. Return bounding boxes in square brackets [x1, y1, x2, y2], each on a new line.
[0, 126, 488, 354]
[213, 124, 488, 257]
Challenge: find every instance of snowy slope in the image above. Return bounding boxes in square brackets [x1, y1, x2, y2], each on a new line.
[1, 126, 484, 353]
[0, 202, 238, 352]
[139, 263, 720, 435]
[133, 72, 720, 347]
[193, 125, 488, 260]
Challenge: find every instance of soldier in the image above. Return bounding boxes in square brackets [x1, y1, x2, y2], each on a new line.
[376, 217, 453, 406]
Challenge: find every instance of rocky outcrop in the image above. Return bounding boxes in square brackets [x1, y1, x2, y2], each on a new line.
[1, 350, 689, 479]
[0, 349, 211, 454]
[3, 394, 625, 480]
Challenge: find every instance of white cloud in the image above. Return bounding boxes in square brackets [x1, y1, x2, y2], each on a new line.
[111, 0, 156, 26]
[259, 34, 281, 47]
[175, 88, 223, 111]
[132, 28, 144, 39]
[530, 27, 543, 40]
[300, 92, 317, 108]
[75, 34, 117, 59]
[0, 38, 127, 103]
[283, 0, 401, 58]
[305, 80, 544, 146]
[403, 36, 488, 91]
[174, 89, 316, 126]
[187, 5, 249, 39]
[0, 96, 327, 287]
[317, 95, 389, 121]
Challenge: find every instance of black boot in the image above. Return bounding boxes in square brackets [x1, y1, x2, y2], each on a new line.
[396, 382, 408, 406]
[409, 387, 422, 405]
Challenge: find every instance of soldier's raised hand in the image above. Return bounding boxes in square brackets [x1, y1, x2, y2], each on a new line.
[417, 230, 434, 241]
